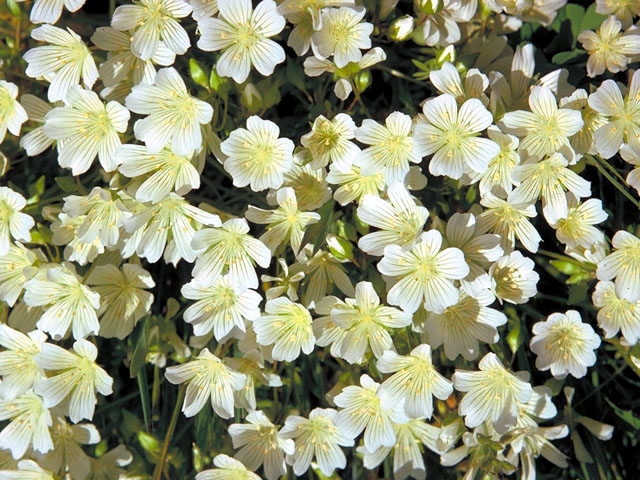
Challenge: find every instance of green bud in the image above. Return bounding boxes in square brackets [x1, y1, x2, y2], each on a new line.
[354, 70, 372, 93]
[189, 59, 210, 90]
[326, 234, 354, 260]
[388, 15, 415, 41]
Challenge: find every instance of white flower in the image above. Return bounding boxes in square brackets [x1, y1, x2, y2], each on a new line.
[42, 87, 129, 175]
[35, 339, 113, 424]
[0, 81, 27, 144]
[560, 89, 609, 156]
[0, 243, 38, 307]
[356, 112, 425, 184]
[281, 408, 354, 477]
[0, 392, 53, 459]
[111, 0, 192, 60]
[196, 454, 261, 480]
[253, 297, 315, 361]
[453, 352, 532, 433]
[530, 310, 601, 379]
[23, 25, 98, 103]
[300, 113, 359, 173]
[165, 348, 246, 418]
[224, 349, 282, 411]
[377, 230, 469, 314]
[296, 248, 355, 307]
[312, 7, 373, 68]
[0, 459, 55, 479]
[86, 263, 155, 340]
[326, 157, 386, 205]
[182, 275, 261, 339]
[376, 344, 453, 419]
[190, 0, 219, 20]
[429, 61, 489, 105]
[118, 144, 201, 203]
[85, 445, 132, 480]
[334, 374, 409, 452]
[596, 0, 640, 28]
[357, 183, 428, 256]
[472, 126, 520, 198]
[621, 144, 640, 196]
[281, 162, 332, 211]
[0, 326, 46, 401]
[191, 218, 271, 288]
[18, 93, 54, 157]
[593, 280, 640, 344]
[222, 116, 294, 192]
[50, 213, 104, 266]
[424, 289, 507, 361]
[125, 67, 213, 156]
[490, 251, 540, 305]
[414, 94, 499, 179]
[262, 258, 305, 302]
[597, 230, 640, 302]
[551, 195, 608, 249]
[23, 0, 87, 24]
[228, 410, 294, 480]
[23, 264, 101, 340]
[197, 0, 286, 83]
[0, 187, 34, 257]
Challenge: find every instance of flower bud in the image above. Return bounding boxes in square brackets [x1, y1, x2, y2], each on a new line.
[388, 15, 415, 41]
[354, 70, 372, 93]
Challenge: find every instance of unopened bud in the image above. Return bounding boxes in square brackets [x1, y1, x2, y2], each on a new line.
[354, 70, 372, 93]
[388, 15, 415, 41]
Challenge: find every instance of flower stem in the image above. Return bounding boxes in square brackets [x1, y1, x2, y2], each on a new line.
[152, 384, 186, 480]
[586, 155, 640, 209]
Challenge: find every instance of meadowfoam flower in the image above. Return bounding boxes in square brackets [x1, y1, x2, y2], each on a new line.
[588, 70, 640, 158]
[165, 348, 246, 418]
[490, 251, 540, 305]
[222, 116, 294, 192]
[182, 275, 261, 339]
[191, 218, 271, 288]
[429, 61, 489, 105]
[578, 16, 640, 77]
[453, 352, 532, 433]
[50, 213, 104, 267]
[501, 85, 583, 161]
[356, 112, 425, 183]
[281, 408, 354, 477]
[228, 410, 294, 480]
[551, 195, 608, 249]
[42, 87, 129, 175]
[621, 144, 640, 195]
[312, 296, 348, 359]
[0, 187, 34, 257]
[196, 454, 261, 480]
[596, 0, 640, 27]
[253, 297, 315, 361]
[23, 25, 98, 103]
[327, 157, 386, 205]
[0, 243, 38, 307]
[593, 280, 640, 344]
[424, 289, 507, 361]
[561, 89, 609, 156]
[509, 152, 592, 223]
[111, 0, 192, 60]
[35, 339, 113, 423]
[246, 187, 320, 256]
[197, 0, 286, 84]
[86, 263, 155, 340]
[376, 344, 453, 419]
[0, 81, 27, 144]
[311, 7, 373, 68]
[0, 459, 55, 479]
[23, 264, 100, 340]
[297, 248, 355, 307]
[0, 392, 52, 459]
[471, 126, 520, 198]
[377, 230, 469, 314]
[225, 349, 282, 411]
[20, 0, 87, 24]
[357, 183, 428, 256]
[334, 374, 409, 452]
[281, 162, 332, 211]
[19, 93, 54, 157]
[262, 258, 304, 302]
[530, 310, 601, 379]
[125, 67, 213, 156]
[300, 113, 359, 173]
[414, 94, 499, 179]
[0, 326, 46, 401]
[597, 230, 640, 302]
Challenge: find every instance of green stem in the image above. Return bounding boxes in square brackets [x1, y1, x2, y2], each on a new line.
[137, 367, 151, 433]
[586, 155, 640, 209]
[611, 338, 640, 378]
[586, 154, 627, 184]
[377, 65, 426, 86]
[152, 384, 186, 480]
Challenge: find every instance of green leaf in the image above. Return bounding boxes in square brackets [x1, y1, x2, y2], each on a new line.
[130, 316, 150, 378]
[552, 49, 586, 65]
[326, 234, 353, 261]
[209, 68, 229, 99]
[138, 431, 161, 456]
[55, 176, 77, 193]
[299, 199, 335, 255]
[579, 4, 606, 36]
[564, 4, 585, 46]
[568, 283, 588, 305]
[606, 398, 640, 429]
[28, 176, 45, 197]
[549, 259, 582, 275]
[189, 58, 210, 90]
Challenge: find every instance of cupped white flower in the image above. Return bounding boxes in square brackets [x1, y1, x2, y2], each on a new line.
[35, 339, 113, 424]
[596, 0, 640, 28]
[228, 410, 294, 480]
[23, 0, 87, 24]
[311, 7, 373, 68]
[280, 161, 332, 211]
[23, 25, 98, 103]
[0, 187, 34, 257]
[453, 352, 532, 433]
[50, 213, 104, 267]
[165, 348, 246, 418]
[551, 194, 608, 249]
[377, 230, 469, 314]
[597, 230, 640, 302]
[593, 280, 640, 344]
[376, 344, 453, 419]
[334, 374, 409, 452]
[357, 183, 428, 256]
[0, 326, 46, 401]
[530, 310, 601, 379]
[253, 297, 315, 361]
[0, 392, 53, 460]
[414, 94, 499, 179]
[224, 349, 282, 411]
[19, 93, 54, 157]
[191, 218, 271, 288]
[197, 0, 286, 83]
[0, 81, 27, 144]
[23, 264, 101, 340]
[111, 0, 192, 60]
[296, 248, 355, 307]
[326, 157, 386, 205]
[430, 61, 489, 105]
[356, 112, 425, 184]
[300, 113, 359, 173]
[196, 454, 261, 480]
[560, 89, 609, 156]
[182, 275, 261, 339]
[222, 116, 294, 192]
[86, 263, 155, 340]
[125, 67, 213, 156]
[0, 243, 38, 307]
[281, 408, 354, 477]
[490, 251, 540, 305]
[471, 126, 520, 198]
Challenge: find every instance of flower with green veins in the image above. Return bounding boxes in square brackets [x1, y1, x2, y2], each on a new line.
[593, 280, 640, 344]
[0, 187, 35, 257]
[300, 113, 359, 173]
[196, 454, 261, 480]
[0, 393, 53, 459]
[0, 325, 46, 400]
[0, 81, 27, 144]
